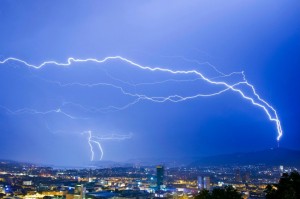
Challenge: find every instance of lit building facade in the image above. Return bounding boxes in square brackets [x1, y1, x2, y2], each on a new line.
[198, 176, 211, 191]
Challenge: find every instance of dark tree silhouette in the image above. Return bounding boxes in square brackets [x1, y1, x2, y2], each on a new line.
[265, 171, 300, 199]
[195, 186, 242, 199]
[195, 189, 210, 199]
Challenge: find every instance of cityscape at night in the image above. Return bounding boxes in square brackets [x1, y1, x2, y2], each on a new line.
[0, 0, 300, 198]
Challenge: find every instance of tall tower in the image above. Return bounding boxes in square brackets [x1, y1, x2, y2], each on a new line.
[198, 176, 211, 191]
[156, 165, 164, 190]
[197, 176, 203, 189]
[203, 177, 211, 191]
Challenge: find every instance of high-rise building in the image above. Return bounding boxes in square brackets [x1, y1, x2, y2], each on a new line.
[203, 177, 211, 190]
[197, 176, 203, 189]
[156, 165, 164, 190]
[198, 176, 211, 191]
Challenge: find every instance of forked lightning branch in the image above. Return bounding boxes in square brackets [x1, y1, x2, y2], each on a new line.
[0, 56, 282, 147]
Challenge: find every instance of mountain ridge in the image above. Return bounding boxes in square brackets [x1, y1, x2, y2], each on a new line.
[190, 147, 300, 167]
[1, 148, 300, 168]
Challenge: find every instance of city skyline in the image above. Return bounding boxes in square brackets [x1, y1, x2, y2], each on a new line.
[0, 0, 300, 166]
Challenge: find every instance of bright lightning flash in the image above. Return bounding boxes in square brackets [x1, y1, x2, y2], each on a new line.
[0, 56, 282, 142]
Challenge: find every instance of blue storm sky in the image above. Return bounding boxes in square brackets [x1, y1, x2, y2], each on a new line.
[0, 0, 299, 166]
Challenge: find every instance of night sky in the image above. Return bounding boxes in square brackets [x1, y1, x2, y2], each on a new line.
[0, 0, 299, 166]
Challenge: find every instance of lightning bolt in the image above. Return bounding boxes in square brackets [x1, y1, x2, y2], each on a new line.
[87, 131, 97, 161]
[161, 55, 227, 76]
[98, 68, 246, 86]
[85, 130, 132, 161]
[0, 56, 283, 141]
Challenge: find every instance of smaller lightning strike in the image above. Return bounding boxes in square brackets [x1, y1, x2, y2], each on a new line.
[91, 139, 103, 161]
[0, 106, 80, 119]
[56, 79, 247, 103]
[92, 133, 133, 141]
[62, 99, 141, 113]
[86, 131, 103, 161]
[32, 73, 247, 113]
[87, 131, 96, 161]
[37, 77, 139, 98]
[160, 55, 247, 81]
[43, 82, 244, 114]
[161, 55, 227, 76]
[103, 68, 245, 87]
[85, 130, 133, 161]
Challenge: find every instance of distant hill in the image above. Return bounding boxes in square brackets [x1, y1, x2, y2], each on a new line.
[125, 157, 199, 167]
[92, 160, 132, 168]
[190, 148, 300, 167]
[2, 148, 300, 168]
